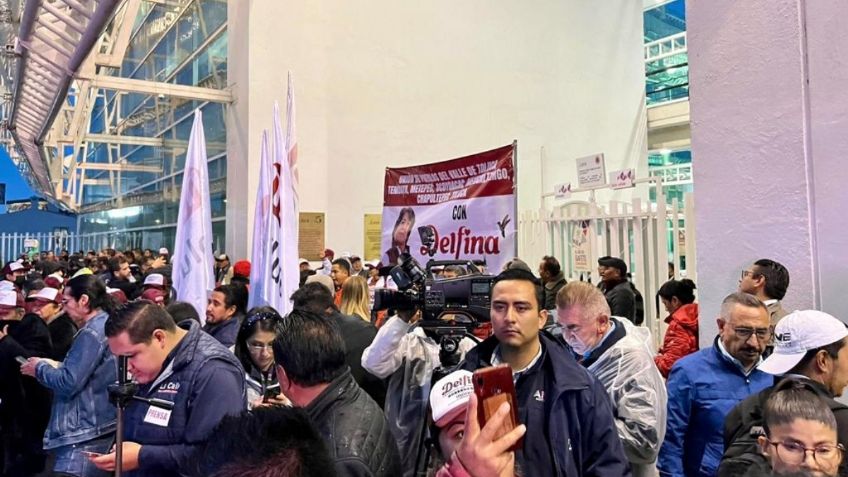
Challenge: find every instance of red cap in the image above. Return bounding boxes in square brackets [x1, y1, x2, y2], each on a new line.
[141, 288, 166, 305]
[233, 260, 251, 278]
[107, 288, 128, 304]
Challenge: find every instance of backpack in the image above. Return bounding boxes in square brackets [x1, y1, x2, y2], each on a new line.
[629, 281, 644, 325]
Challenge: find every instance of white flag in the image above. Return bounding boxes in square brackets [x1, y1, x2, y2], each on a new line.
[248, 130, 272, 309]
[172, 110, 215, 324]
[264, 76, 300, 315]
[281, 73, 300, 308]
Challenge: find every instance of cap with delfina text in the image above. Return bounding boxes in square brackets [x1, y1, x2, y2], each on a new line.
[429, 370, 474, 428]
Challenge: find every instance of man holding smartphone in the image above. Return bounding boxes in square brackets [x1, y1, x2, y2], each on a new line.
[89, 300, 245, 476]
[458, 268, 631, 476]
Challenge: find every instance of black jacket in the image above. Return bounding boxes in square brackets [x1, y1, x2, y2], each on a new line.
[600, 280, 636, 322]
[107, 277, 139, 300]
[48, 313, 78, 361]
[0, 314, 54, 468]
[332, 311, 386, 408]
[543, 274, 567, 311]
[721, 377, 848, 476]
[458, 332, 632, 477]
[306, 370, 401, 477]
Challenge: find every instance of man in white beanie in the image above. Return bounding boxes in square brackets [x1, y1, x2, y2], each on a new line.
[720, 310, 848, 475]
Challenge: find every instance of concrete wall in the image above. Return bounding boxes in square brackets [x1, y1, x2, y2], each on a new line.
[689, 0, 848, 345]
[227, 1, 646, 260]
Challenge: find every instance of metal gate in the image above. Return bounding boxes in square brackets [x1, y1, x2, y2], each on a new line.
[518, 176, 697, 349]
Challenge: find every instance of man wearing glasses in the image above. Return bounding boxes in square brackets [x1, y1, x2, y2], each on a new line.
[658, 292, 772, 477]
[738, 259, 790, 328]
[720, 310, 848, 475]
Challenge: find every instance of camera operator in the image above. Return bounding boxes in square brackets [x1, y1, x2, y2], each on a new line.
[361, 305, 478, 477]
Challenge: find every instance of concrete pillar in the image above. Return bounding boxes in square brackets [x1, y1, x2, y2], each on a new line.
[689, 0, 848, 346]
[224, 0, 254, 261]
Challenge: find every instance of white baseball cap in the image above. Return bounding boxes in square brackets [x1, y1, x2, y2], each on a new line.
[429, 370, 474, 427]
[158, 247, 169, 255]
[27, 287, 60, 303]
[299, 258, 309, 265]
[143, 273, 165, 287]
[0, 280, 14, 291]
[759, 310, 848, 375]
[0, 289, 17, 308]
[305, 274, 334, 296]
[216, 254, 229, 261]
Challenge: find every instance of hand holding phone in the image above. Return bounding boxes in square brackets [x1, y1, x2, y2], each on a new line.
[15, 356, 28, 365]
[472, 365, 522, 451]
[81, 451, 103, 458]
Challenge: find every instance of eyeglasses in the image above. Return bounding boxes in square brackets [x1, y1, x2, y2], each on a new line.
[741, 269, 760, 279]
[731, 325, 771, 341]
[247, 342, 274, 353]
[767, 439, 844, 466]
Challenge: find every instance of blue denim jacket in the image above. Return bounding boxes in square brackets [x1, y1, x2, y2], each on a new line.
[36, 310, 117, 449]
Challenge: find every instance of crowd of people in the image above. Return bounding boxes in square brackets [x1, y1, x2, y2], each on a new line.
[0, 247, 844, 477]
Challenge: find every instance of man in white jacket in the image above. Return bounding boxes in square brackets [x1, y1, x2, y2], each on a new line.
[361, 310, 477, 477]
[556, 281, 667, 477]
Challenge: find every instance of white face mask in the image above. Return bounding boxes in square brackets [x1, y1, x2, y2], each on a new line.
[565, 333, 590, 355]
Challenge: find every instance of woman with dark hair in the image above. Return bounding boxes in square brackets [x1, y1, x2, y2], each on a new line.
[234, 306, 286, 408]
[203, 284, 247, 349]
[20, 274, 117, 476]
[654, 278, 699, 378]
[382, 207, 416, 266]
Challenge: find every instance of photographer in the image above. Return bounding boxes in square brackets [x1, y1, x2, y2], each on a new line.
[361, 307, 478, 477]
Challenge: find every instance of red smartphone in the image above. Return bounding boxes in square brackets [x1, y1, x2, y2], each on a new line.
[472, 365, 522, 451]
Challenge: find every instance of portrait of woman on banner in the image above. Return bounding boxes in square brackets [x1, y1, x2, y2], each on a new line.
[382, 207, 416, 266]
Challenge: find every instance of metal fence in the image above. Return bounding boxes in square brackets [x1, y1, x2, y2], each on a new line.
[0, 231, 150, 264]
[519, 177, 697, 349]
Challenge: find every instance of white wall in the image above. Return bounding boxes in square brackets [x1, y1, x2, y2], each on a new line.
[688, 0, 848, 346]
[227, 1, 646, 260]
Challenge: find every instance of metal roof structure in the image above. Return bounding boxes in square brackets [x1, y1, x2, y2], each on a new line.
[0, 0, 231, 212]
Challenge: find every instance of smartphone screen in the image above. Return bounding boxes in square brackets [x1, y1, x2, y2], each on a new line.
[81, 451, 103, 458]
[472, 365, 522, 451]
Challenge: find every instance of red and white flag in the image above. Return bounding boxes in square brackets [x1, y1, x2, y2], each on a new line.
[262, 75, 300, 315]
[248, 130, 272, 309]
[172, 110, 215, 323]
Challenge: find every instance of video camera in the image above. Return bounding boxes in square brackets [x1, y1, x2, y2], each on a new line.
[373, 252, 493, 330]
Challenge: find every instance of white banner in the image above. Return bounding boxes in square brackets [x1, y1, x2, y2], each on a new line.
[381, 144, 516, 273]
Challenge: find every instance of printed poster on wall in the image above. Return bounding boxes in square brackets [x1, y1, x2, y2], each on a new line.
[571, 220, 592, 273]
[381, 144, 516, 272]
[298, 212, 325, 261]
[363, 214, 383, 261]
